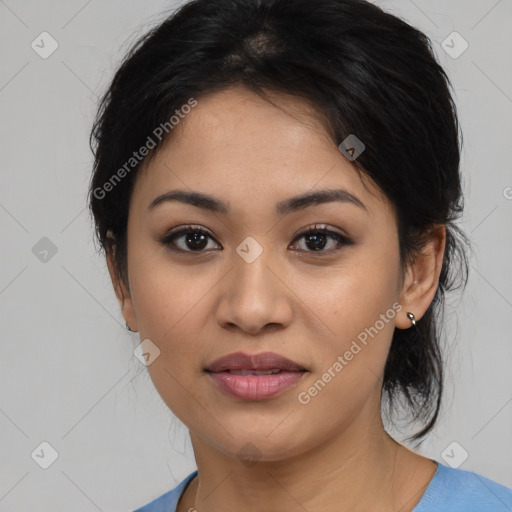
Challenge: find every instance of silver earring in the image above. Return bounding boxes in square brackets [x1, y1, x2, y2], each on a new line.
[406, 312, 416, 327]
[126, 322, 133, 332]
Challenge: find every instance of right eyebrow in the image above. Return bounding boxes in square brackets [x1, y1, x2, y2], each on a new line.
[148, 190, 229, 214]
[147, 187, 367, 216]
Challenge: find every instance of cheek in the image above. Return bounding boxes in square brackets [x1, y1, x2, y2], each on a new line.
[300, 245, 401, 391]
[127, 261, 215, 409]
[127, 227, 402, 429]
[304, 244, 400, 341]
[294, 273, 400, 431]
[129, 246, 218, 339]
[127, 257, 213, 423]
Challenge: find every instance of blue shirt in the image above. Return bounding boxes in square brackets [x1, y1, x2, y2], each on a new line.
[133, 461, 512, 511]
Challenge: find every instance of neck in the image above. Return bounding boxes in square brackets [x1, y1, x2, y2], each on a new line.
[178, 398, 436, 512]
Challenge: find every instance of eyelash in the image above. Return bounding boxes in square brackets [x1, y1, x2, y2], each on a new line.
[159, 224, 354, 255]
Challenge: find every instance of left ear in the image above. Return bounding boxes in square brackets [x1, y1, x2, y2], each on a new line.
[395, 224, 446, 329]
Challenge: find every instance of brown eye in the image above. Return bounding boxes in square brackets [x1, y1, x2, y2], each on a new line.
[160, 225, 221, 253]
[290, 225, 354, 254]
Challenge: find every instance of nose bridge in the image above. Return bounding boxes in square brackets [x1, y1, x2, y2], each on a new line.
[233, 235, 276, 303]
[215, 235, 292, 333]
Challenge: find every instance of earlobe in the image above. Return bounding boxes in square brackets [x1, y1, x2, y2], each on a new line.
[395, 225, 446, 330]
[105, 233, 139, 332]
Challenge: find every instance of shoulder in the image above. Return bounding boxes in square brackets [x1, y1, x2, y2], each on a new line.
[414, 462, 512, 512]
[132, 470, 198, 512]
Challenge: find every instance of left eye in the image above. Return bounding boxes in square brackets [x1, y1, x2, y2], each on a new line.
[159, 224, 353, 254]
[290, 225, 353, 253]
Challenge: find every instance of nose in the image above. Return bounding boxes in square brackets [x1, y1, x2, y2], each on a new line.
[214, 243, 293, 336]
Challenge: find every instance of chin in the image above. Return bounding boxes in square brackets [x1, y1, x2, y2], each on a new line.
[194, 417, 317, 464]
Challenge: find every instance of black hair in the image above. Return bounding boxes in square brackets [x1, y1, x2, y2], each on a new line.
[88, 0, 470, 443]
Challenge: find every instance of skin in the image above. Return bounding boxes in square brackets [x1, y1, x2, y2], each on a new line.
[107, 85, 446, 512]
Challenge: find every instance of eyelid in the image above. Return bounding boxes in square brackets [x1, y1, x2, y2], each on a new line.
[159, 223, 354, 254]
[289, 224, 354, 252]
[159, 224, 222, 252]
[292, 223, 349, 241]
[163, 224, 217, 239]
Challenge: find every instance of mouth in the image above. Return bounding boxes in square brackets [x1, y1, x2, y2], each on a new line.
[205, 351, 307, 373]
[221, 369, 289, 375]
[205, 352, 307, 400]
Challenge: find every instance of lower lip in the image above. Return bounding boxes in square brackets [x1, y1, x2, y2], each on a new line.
[207, 371, 306, 400]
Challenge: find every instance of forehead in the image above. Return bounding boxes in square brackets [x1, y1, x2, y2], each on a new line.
[133, 86, 389, 217]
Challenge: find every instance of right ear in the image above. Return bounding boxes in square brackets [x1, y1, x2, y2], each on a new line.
[106, 231, 138, 332]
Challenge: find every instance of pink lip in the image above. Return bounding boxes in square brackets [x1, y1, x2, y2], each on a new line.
[205, 351, 307, 400]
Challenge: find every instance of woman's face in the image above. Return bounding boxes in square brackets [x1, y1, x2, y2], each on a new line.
[113, 85, 416, 461]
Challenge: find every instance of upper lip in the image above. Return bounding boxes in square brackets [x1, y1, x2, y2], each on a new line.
[206, 352, 307, 372]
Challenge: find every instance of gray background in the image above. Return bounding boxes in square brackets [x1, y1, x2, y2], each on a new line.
[0, 0, 511, 510]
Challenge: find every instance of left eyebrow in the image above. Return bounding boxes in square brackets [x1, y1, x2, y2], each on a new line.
[147, 188, 367, 215]
[275, 188, 367, 216]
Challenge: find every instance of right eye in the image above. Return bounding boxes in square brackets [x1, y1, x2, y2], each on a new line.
[159, 225, 222, 253]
